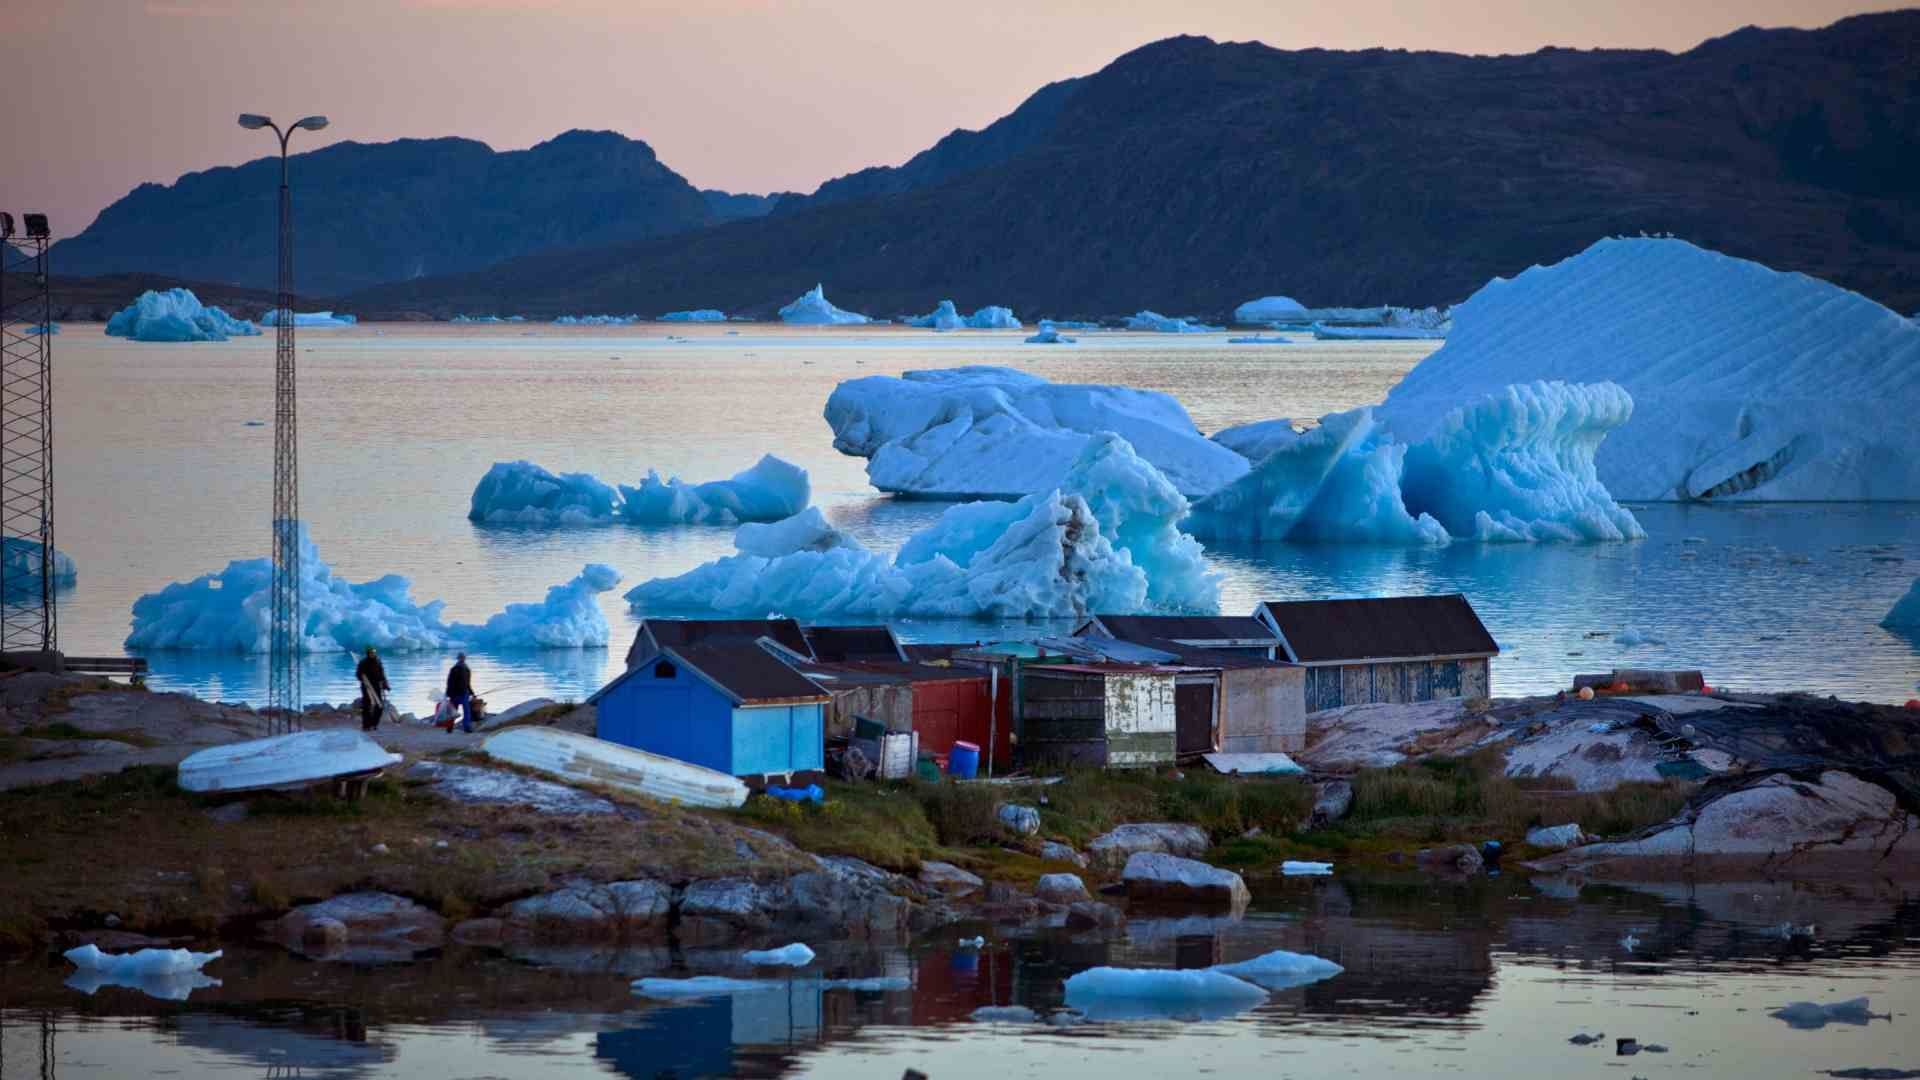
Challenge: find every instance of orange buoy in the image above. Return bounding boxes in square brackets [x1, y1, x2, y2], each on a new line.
[1577, 686, 1595, 701]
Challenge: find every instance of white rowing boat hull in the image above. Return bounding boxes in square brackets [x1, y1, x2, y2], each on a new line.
[481, 728, 748, 809]
[177, 730, 402, 794]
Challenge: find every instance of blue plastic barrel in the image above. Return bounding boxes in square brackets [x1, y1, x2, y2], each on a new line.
[949, 740, 980, 780]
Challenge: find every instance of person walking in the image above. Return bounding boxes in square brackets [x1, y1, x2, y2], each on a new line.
[355, 646, 390, 731]
[445, 652, 476, 734]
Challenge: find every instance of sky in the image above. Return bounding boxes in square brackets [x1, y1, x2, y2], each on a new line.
[0, 0, 1902, 239]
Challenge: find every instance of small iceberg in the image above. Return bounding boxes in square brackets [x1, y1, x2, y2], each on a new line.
[25, 322, 59, 335]
[1124, 310, 1219, 333]
[1026, 327, 1076, 344]
[1227, 335, 1291, 345]
[1280, 861, 1334, 876]
[908, 301, 1022, 330]
[1613, 627, 1666, 647]
[659, 309, 727, 322]
[1062, 967, 1268, 1022]
[741, 943, 814, 967]
[1210, 948, 1342, 989]
[2, 536, 77, 596]
[468, 457, 809, 527]
[633, 976, 780, 998]
[65, 944, 224, 999]
[106, 288, 259, 342]
[1770, 997, 1884, 1029]
[1234, 296, 1308, 323]
[259, 310, 357, 327]
[779, 284, 872, 325]
[554, 314, 642, 325]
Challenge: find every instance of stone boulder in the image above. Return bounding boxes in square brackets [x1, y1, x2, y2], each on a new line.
[1087, 823, 1211, 873]
[919, 861, 985, 896]
[1040, 841, 1089, 868]
[1065, 900, 1126, 929]
[1310, 780, 1353, 827]
[1525, 823, 1588, 851]
[503, 880, 672, 941]
[785, 864, 912, 937]
[998, 804, 1041, 836]
[1121, 852, 1251, 909]
[1415, 844, 1485, 875]
[1034, 873, 1090, 904]
[266, 892, 446, 956]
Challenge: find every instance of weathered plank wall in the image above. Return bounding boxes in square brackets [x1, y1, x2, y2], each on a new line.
[1304, 658, 1490, 714]
[1221, 665, 1306, 753]
[1104, 673, 1176, 767]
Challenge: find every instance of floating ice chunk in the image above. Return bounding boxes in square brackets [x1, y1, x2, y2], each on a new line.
[1208, 419, 1298, 465]
[66, 944, 222, 977]
[1279, 861, 1333, 876]
[2, 537, 76, 598]
[824, 366, 1248, 499]
[1124, 310, 1219, 333]
[627, 434, 1217, 619]
[1226, 335, 1291, 345]
[957, 936, 986, 948]
[1063, 967, 1268, 1021]
[1882, 578, 1920, 629]
[972, 1005, 1039, 1023]
[259, 310, 357, 327]
[742, 943, 815, 967]
[632, 976, 781, 997]
[1025, 328, 1076, 344]
[1234, 296, 1308, 323]
[469, 461, 622, 525]
[105, 288, 259, 342]
[965, 305, 1021, 329]
[779, 284, 872, 325]
[619, 455, 810, 526]
[1379, 237, 1920, 501]
[1770, 997, 1883, 1029]
[1209, 948, 1343, 989]
[658, 309, 726, 322]
[1613, 627, 1666, 647]
[907, 300, 967, 331]
[553, 314, 641, 325]
[127, 524, 618, 653]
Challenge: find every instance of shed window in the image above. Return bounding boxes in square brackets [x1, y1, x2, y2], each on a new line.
[653, 660, 676, 679]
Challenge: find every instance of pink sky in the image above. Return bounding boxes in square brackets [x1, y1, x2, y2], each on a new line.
[0, 1, 1897, 239]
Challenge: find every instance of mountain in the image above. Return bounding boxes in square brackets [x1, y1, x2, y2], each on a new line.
[701, 189, 792, 222]
[348, 12, 1920, 319]
[50, 130, 772, 297]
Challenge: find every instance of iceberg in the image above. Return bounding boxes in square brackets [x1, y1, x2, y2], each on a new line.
[1025, 328, 1076, 344]
[908, 300, 967, 331]
[824, 366, 1249, 499]
[1187, 381, 1643, 545]
[1883, 578, 1920, 630]
[908, 301, 1021, 330]
[741, 943, 815, 967]
[627, 434, 1219, 620]
[64, 945, 223, 1001]
[1311, 323, 1446, 341]
[1234, 296, 1308, 324]
[1209, 420, 1297, 465]
[619, 455, 810, 526]
[1124, 310, 1219, 333]
[469, 461, 622, 525]
[554, 314, 641, 325]
[2, 536, 77, 599]
[1279, 861, 1333, 876]
[126, 523, 620, 653]
[25, 322, 58, 335]
[1062, 967, 1268, 1022]
[105, 288, 259, 342]
[1209, 948, 1343, 989]
[659, 309, 727, 322]
[965, 305, 1021, 329]
[259, 310, 357, 327]
[779, 284, 872, 325]
[1379, 237, 1920, 500]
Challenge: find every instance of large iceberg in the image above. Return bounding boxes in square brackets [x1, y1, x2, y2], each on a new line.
[468, 457, 809, 527]
[126, 524, 621, 652]
[259, 310, 357, 327]
[659, 309, 727, 322]
[105, 288, 259, 342]
[823, 366, 1249, 499]
[1234, 296, 1308, 324]
[1124, 310, 1219, 333]
[1208, 419, 1298, 464]
[626, 434, 1219, 620]
[1883, 578, 1920, 630]
[779, 284, 872, 325]
[1186, 381, 1643, 545]
[2, 536, 77, 599]
[618, 455, 810, 526]
[1379, 237, 1920, 500]
[907, 302, 1021, 330]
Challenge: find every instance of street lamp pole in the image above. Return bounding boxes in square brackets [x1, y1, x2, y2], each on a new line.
[238, 112, 327, 731]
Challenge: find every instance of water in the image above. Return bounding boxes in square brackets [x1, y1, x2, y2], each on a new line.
[5, 876, 1917, 1077]
[49, 323, 1920, 711]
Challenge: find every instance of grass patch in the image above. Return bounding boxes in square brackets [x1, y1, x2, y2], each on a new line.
[0, 722, 158, 763]
[1038, 768, 1314, 846]
[732, 780, 945, 871]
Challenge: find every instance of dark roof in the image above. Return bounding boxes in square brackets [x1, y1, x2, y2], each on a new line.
[630, 619, 811, 666]
[900, 642, 975, 663]
[1257, 595, 1499, 664]
[791, 658, 989, 687]
[651, 643, 829, 705]
[1085, 614, 1277, 644]
[803, 625, 904, 663]
[1137, 638, 1296, 671]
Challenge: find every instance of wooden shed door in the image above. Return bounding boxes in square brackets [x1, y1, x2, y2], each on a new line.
[1174, 682, 1216, 754]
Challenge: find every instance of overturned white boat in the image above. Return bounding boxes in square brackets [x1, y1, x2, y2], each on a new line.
[481, 727, 749, 809]
[177, 729, 402, 794]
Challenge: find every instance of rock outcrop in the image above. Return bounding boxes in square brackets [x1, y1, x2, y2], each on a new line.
[265, 892, 447, 957]
[1088, 823, 1211, 873]
[503, 880, 672, 940]
[1121, 853, 1251, 909]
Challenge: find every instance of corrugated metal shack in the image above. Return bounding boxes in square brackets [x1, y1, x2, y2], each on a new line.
[1018, 663, 1183, 768]
[595, 640, 829, 780]
[1072, 617, 1305, 753]
[1253, 594, 1498, 713]
[788, 656, 1013, 769]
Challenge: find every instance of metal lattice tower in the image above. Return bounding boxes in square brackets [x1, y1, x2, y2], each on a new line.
[269, 144, 302, 729]
[0, 227, 57, 654]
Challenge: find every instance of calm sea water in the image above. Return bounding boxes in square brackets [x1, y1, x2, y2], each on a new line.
[5, 875, 1917, 1078]
[47, 323, 1920, 710]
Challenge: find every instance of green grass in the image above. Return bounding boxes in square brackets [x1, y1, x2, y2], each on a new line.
[0, 722, 159, 763]
[1038, 768, 1315, 846]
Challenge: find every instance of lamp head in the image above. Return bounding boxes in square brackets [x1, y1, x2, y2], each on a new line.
[237, 113, 272, 130]
[23, 214, 49, 239]
[294, 116, 329, 131]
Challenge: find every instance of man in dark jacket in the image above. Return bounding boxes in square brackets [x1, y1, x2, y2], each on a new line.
[355, 646, 390, 731]
[446, 652, 476, 733]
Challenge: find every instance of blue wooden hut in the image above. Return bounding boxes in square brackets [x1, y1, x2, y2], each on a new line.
[593, 641, 829, 779]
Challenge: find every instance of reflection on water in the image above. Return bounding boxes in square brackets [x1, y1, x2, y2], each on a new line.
[7, 875, 1918, 1078]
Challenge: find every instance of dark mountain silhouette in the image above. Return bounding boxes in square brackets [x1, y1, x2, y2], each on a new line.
[50, 130, 772, 296]
[347, 12, 1920, 319]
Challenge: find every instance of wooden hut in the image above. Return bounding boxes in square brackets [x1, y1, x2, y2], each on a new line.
[787, 657, 1013, 769]
[1018, 663, 1182, 768]
[595, 641, 828, 780]
[1252, 594, 1498, 713]
[1072, 618, 1306, 753]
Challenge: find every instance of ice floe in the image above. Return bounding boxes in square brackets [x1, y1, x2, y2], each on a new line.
[468, 457, 809, 527]
[1209, 948, 1343, 989]
[1379, 237, 1920, 501]
[1234, 296, 1308, 323]
[741, 943, 815, 967]
[779, 284, 872, 325]
[126, 524, 620, 652]
[626, 433, 1219, 619]
[658, 309, 727, 322]
[1062, 967, 1268, 1022]
[64, 945, 223, 1000]
[105, 288, 259, 342]
[259, 310, 357, 327]
[1124, 310, 1219, 333]
[1227, 335, 1291, 345]
[824, 366, 1249, 499]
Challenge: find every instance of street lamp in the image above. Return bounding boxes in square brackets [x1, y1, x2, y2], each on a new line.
[237, 111, 328, 730]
